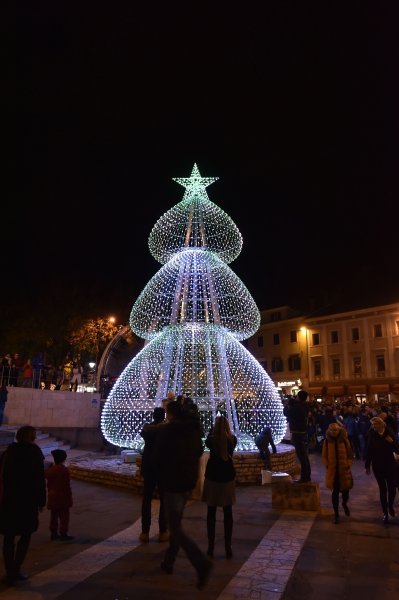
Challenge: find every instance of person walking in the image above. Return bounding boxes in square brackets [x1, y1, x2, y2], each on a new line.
[139, 406, 168, 543]
[283, 390, 312, 483]
[154, 400, 212, 590]
[45, 449, 74, 541]
[255, 426, 277, 471]
[202, 415, 237, 559]
[365, 416, 399, 526]
[0, 425, 46, 585]
[322, 421, 353, 524]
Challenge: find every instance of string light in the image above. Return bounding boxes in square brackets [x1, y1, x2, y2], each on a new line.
[101, 164, 286, 451]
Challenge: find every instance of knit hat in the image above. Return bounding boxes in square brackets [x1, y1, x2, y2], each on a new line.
[51, 449, 67, 464]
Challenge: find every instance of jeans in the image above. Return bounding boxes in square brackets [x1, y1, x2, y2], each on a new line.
[141, 472, 167, 534]
[373, 468, 397, 514]
[163, 491, 207, 571]
[291, 432, 311, 481]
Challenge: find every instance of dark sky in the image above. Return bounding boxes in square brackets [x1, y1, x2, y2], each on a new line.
[8, 3, 399, 328]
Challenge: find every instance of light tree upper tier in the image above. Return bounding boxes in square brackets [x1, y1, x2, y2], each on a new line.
[131, 164, 260, 341]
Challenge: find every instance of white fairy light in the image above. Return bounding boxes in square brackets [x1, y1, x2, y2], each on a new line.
[101, 164, 286, 451]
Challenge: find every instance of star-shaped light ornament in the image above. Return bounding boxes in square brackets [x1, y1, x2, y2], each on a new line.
[173, 163, 218, 201]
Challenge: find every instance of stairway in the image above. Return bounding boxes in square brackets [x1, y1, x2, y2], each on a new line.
[0, 425, 94, 464]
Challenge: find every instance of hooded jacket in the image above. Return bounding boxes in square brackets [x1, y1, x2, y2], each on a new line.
[322, 425, 353, 491]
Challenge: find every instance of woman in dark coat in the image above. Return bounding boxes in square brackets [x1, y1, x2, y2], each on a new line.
[202, 415, 237, 558]
[322, 422, 353, 524]
[0, 425, 46, 585]
[365, 416, 399, 526]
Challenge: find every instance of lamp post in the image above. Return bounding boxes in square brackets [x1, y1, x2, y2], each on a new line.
[300, 326, 310, 388]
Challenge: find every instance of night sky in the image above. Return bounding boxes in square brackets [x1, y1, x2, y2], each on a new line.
[7, 3, 399, 334]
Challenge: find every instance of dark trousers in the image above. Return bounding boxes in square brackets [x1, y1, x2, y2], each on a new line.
[373, 469, 397, 514]
[163, 491, 207, 572]
[141, 472, 167, 533]
[49, 508, 70, 535]
[291, 432, 311, 481]
[3, 533, 31, 578]
[332, 485, 349, 516]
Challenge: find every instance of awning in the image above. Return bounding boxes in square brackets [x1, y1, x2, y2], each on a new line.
[327, 386, 345, 395]
[370, 384, 390, 393]
[347, 385, 367, 394]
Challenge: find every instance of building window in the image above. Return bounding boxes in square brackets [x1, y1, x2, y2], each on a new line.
[353, 356, 362, 375]
[270, 311, 281, 322]
[331, 330, 339, 344]
[313, 359, 322, 377]
[290, 330, 297, 343]
[257, 336, 264, 347]
[273, 333, 280, 345]
[374, 324, 382, 338]
[312, 332, 320, 346]
[332, 358, 340, 375]
[288, 354, 301, 371]
[376, 354, 385, 372]
[271, 358, 283, 372]
[260, 360, 268, 371]
[351, 328, 360, 341]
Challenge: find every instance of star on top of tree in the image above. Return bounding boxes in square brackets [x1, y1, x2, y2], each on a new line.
[173, 163, 218, 201]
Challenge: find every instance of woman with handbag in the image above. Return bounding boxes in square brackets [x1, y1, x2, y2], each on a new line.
[202, 415, 237, 559]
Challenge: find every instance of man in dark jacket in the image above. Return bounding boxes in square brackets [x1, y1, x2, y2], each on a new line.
[154, 400, 212, 590]
[139, 406, 168, 543]
[0, 425, 46, 585]
[283, 390, 312, 483]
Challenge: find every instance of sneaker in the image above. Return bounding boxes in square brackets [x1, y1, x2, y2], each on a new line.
[160, 560, 173, 574]
[158, 530, 169, 543]
[196, 559, 213, 590]
[15, 572, 29, 581]
[342, 503, 350, 517]
[59, 534, 75, 541]
[50, 532, 60, 541]
[388, 505, 395, 518]
[139, 532, 149, 543]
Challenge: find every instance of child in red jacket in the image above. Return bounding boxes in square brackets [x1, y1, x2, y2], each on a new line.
[45, 449, 74, 541]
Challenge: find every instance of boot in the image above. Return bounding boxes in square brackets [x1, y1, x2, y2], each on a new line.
[224, 513, 233, 559]
[206, 510, 216, 557]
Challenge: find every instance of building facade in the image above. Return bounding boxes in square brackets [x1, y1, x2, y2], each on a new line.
[245, 303, 399, 404]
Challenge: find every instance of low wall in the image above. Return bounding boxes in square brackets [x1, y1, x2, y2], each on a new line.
[4, 387, 101, 429]
[68, 445, 298, 493]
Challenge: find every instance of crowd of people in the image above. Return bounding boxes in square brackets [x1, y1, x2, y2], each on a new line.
[0, 353, 85, 391]
[0, 391, 398, 590]
[283, 393, 399, 524]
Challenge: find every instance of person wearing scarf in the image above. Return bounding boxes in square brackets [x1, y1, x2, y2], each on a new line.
[322, 421, 353, 524]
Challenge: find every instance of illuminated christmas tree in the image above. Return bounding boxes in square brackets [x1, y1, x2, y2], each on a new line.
[101, 164, 286, 450]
